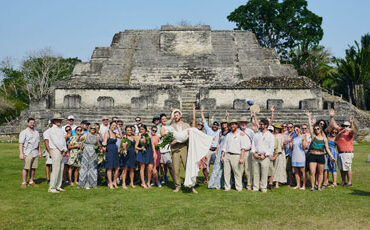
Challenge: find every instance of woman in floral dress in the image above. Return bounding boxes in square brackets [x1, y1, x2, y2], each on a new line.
[67, 126, 84, 186]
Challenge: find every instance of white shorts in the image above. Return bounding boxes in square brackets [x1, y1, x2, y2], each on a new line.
[338, 152, 354, 171]
[160, 152, 172, 164]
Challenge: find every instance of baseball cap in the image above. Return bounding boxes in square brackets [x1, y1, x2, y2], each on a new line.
[268, 126, 274, 131]
[81, 120, 90, 126]
[343, 121, 351, 126]
[212, 121, 220, 126]
[67, 115, 75, 120]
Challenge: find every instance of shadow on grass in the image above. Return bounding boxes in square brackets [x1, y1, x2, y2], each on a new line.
[34, 178, 47, 184]
[350, 189, 370, 196]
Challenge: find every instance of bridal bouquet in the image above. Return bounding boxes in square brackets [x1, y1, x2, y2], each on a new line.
[120, 137, 132, 156]
[139, 133, 150, 152]
[94, 145, 105, 165]
[156, 133, 174, 150]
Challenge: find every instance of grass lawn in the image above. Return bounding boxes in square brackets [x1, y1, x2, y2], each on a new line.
[0, 142, 369, 229]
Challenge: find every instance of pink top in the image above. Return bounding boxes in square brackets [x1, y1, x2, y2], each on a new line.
[336, 127, 354, 152]
[151, 135, 159, 146]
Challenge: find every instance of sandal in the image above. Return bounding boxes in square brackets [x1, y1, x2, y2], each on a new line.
[141, 184, 148, 189]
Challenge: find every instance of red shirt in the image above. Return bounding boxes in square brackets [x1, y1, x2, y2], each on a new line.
[336, 127, 354, 153]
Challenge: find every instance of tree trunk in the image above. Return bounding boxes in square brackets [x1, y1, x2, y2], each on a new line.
[347, 84, 352, 104]
[360, 84, 367, 110]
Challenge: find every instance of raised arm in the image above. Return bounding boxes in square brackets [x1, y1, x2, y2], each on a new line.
[270, 105, 275, 126]
[329, 109, 339, 130]
[192, 103, 196, 127]
[225, 110, 229, 122]
[200, 106, 211, 133]
[306, 112, 314, 138]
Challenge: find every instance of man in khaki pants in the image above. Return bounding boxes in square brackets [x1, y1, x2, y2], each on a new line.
[221, 119, 249, 191]
[45, 114, 68, 193]
[238, 116, 255, 190]
[170, 109, 191, 193]
[251, 118, 275, 193]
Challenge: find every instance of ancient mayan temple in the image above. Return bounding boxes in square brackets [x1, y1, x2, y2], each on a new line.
[1, 25, 369, 136]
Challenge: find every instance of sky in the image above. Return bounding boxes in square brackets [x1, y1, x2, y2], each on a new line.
[0, 0, 369, 65]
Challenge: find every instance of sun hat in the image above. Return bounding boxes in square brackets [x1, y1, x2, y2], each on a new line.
[230, 119, 239, 124]
[51, 113, 64, 120]
[273, 123, 283, 129]
[220, 119, 228, 124]
[238, 116, 249, 123]
[250, 104, 260, 113]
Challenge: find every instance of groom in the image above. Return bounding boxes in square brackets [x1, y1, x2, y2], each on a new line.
[170, 109, 192, 192]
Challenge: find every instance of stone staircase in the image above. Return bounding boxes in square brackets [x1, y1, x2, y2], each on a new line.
[181, 88, 199, 110]
[0, 107, 355, 136]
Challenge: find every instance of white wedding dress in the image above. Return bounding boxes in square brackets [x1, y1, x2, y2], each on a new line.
[172, 128, 213, 187]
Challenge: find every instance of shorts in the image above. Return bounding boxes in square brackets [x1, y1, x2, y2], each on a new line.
[45, 153, 52, 165]
[24, 155, 38, 170]
[308, 154, 325, 164]
[338, 152, 353, 171]
[160, 152, 172, 164]
[199, 150, 216, 171]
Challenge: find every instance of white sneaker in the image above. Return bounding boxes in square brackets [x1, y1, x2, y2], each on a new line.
[57, 188, 66, 192]
[157, 184, 162, 188]
[160, 181, 165, 185]
[48, 189, 60, 193]
[86, 187, 90, 190]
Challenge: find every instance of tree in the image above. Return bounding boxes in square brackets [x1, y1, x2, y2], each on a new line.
[332, 33, 370, 110]
[0, 48, 81, 124]
[289, 45, 335, 88]
[21, 48, 81, 100]
[227, 0, 323, 60]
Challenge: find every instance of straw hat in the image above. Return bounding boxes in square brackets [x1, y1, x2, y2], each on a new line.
[172, 109, 182, 116]
[250, 104, 260, 113]
[273, 123, 283, 129]
[230, 119, 239, 124]
[220, 119, 228, 124]
[238, 116, 249, 123]
[51, 113, 64, 121]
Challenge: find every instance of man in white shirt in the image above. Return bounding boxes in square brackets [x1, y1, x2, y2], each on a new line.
[45, 113, 68, 193]
[18, 118, 41, 188]
[99, 116, 109, 141]
[62, 115, 77, 135]
[238, 116, 254, 190]
[221, 119, 249, 191]
[251, 118, 275, 193]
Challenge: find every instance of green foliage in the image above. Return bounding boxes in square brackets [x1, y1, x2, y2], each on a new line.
[332, 33, 370, 109]
[0, 49, 81, 124]
[227, 0, 323, 60]
[289, 45, 336, 87]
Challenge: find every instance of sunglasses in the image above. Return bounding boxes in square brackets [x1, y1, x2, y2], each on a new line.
[136, 120, 141, 122]
[76, 129, 82, 132]
[332, 131, 338, 134]
[102, 119, 108, 121]
[302, 127, 307, 130]
[287, 126, 293, 128]
[66, 129, 71, 132]
[314, 128, 321, 131]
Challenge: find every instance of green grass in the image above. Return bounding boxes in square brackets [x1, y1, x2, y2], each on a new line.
[0, 143, 369, 229]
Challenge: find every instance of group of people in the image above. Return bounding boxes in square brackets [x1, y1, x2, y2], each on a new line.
[18, 105, 356, 194]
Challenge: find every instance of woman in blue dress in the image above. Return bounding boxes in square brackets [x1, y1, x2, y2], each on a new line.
[327, 129, 338, 187]
[120, 126, 137, 189]
[135, 125, 155, 188]
[102, 121, 121, 189]
[290, 126, 306, 190]
[208, 119, 229, 189]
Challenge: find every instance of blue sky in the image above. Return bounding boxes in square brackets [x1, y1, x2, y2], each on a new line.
[0, 0, 369, 64]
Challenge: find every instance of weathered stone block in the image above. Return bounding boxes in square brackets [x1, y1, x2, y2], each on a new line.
[201, 98, 216, 110]
[63, 95, 81, 109]
[334, 102, 350, 111]
[98, 96, 114, 108]
[164, 100, 180, 110]
[30, 98, 49, 111]
[299, 99, 319, 110]
[267, 99, 283, 110]
[323, 101, 335, 110]
[233, 99, 248, 110]
[131, 97, 147, 109]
